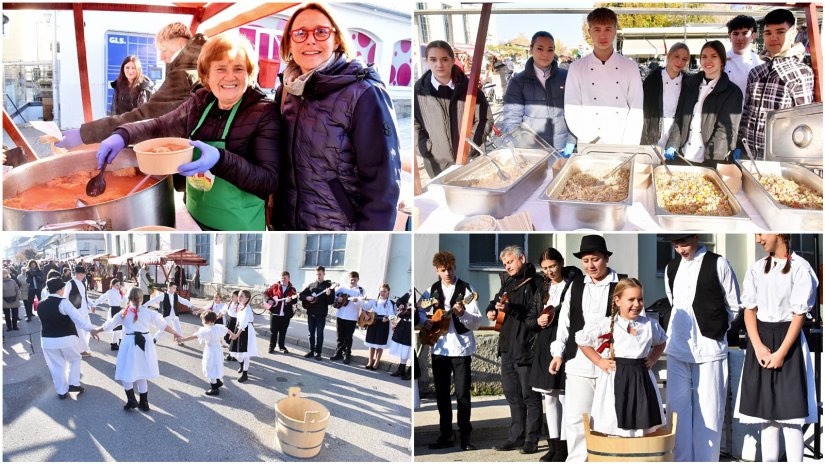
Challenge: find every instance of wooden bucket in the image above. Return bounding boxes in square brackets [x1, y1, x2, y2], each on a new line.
[584, 412, 677, 462]
[275, 387, 331, 458]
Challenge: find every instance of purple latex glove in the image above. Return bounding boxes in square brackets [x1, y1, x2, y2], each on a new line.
[54, 129, 83, 150]
[96, 134, 126, 169]
[178, 140, 220, 176]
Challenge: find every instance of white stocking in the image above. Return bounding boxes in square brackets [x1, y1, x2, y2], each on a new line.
[135, 379, 148, 394]
[761, 424, 780, 462]
[782, 424, 804, 462]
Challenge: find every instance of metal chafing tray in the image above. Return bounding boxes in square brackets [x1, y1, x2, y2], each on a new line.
[540, 152, 635, 231]
[764, 103, 822, 168]
[736, 159, 823, 231]
[431, 148, 551, 218]
[652, 165, 750, 230]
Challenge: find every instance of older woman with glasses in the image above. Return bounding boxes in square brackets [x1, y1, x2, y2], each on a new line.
[95, 33, 281, 231]
[273, 2, 401, 231]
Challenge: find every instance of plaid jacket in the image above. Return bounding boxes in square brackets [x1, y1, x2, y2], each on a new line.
[738, 45, 814, 158]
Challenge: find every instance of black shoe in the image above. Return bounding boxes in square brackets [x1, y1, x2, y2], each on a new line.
[343, 355, 351, 365]
[13, 327, 20, 331]
[68, 385, 85, 394]
[402, 367, 411, 380]
[268, 347, 275, 354]
[314, 353, 322, 360]
[205, 384, 219, 396]
[303, 351, 315, 358]
[330, 353, 344, 361]
[552, 440, 567, 462]
[138, 392, 150, 411]
[215, 379, 224, 388]
[280, 347, 289, 354]
[110, 343, 119, 351]
[123, 389, 138, 410]
[495, 440, 524, 451]
[428, 436, 454, 450]
[520, 442, 539, 454]
[391, 363, 405, 377]
[238, 371, 248, 383]
[238, 364, 245, 373]
[25, 317, 31, 322]
[460, 441, 477, 451]
[58, 392, 69, 400]
[539, 439, 555, 462]
[226, 354, 236, 361]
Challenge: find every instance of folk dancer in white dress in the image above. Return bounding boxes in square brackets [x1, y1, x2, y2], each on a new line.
[91, 287, 183, 411]
[179, 311, 238, 396]
[576, 278, 667, 437]
[229, 290, 257, 383]
[734, 234, 819, 462]
[39, 278, 97, 399]
[67, 265, 95, 356]
[388, 292, 412, 380]
[94, 279, 128, 351]
[219, 290, 240, 359]
[663, 234, 740, 461]
[154, 282, 193, 346]
[363, 283, 394, 370]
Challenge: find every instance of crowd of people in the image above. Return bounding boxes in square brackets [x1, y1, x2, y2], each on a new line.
[416, 234, 819, 463]
[3, 260, 411, 409]
[54, 2, 401, 231]
[415, 7, 815, 176]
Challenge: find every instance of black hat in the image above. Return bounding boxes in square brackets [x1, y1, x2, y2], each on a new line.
[395, 292, 411, 308]
[74, 265, 86, 274]
[573, 235, 613, 259]
[47, 278, 66, 294]
[661, 234, 697, 242]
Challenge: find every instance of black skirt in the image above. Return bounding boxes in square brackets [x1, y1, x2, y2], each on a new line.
[391, 318, 412, 346]
[224, 316, 237, 344]
[614, 358, 662, 430]
[739, 320, 809, 420]
[529, 318, 565, 391]
[110, 306, 122, 332]
[229, 323, 251, 353]
[366, 319, 390, 345]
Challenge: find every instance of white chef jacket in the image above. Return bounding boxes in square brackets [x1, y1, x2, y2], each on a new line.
[664, 247, 740, 363]
[657, 70, 683, 148]
[39, 294, 95, 350]
[335, 286, 365, 321]
[564, 52, 644, 144]
[725, 49, 761, 103]
[425, 279, 482, 357]
[741, 252, 819, 322]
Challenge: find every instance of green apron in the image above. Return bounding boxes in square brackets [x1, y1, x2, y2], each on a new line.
[186, 98, 265, 230]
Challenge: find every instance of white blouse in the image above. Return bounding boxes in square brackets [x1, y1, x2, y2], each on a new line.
[101, 303, 167, 334]
[219, 302, 238, 319]
[235, 304, 254, 330]
[741, 252, 819, 322]
[576, 315, 667, 359]
[366, 298, 394, 318]
[94, 288, 125, 308]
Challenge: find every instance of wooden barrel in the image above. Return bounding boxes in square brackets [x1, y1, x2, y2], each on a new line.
[584, 412, 678, 462]
[275, 387, 331, 458]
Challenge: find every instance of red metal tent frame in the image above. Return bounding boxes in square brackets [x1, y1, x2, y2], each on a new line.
[131, 248, 207, 312]
[3, 2, 299, 161]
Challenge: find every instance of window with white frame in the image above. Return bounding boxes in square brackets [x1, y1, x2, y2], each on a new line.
[304, 234, 346, 268]
[195, 234, 210, 263]
[237, 234, 262, 267]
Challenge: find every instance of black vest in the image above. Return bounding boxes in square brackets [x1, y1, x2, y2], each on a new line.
[68, 279, 86, 309]
[162, 293, 179, 318]
[563, 273, 625, 361]
[430, 279, 471, 334]
[39, 296, 79, 338]
[666, 252, 729, 341]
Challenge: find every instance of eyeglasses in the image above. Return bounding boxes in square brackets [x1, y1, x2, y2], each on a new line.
[290, 26, 336, 43]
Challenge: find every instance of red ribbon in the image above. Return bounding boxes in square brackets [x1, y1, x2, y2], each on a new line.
[595, 332, 612, 354]
[122, 305, 138, 322]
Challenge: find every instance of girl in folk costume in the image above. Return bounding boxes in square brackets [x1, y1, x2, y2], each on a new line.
[734, 234, 819, 462]
[197, 293, 226, 348]
[91, 288, 183, 411]
[576, 278, 667, 437]
[229, 290, 257, 383]
[388, 292, 412, 380]
[528, 248, 580, 462]
[179, 311, 239, 396]
[219, 290, 240, 359]
[93, 279, 127, 351]
[363, 284, 394, 370]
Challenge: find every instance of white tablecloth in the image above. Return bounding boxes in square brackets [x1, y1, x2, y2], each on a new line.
[416, 165, 769, 231]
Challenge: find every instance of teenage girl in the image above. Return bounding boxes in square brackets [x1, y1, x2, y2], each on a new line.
[228, 290, 257, 382]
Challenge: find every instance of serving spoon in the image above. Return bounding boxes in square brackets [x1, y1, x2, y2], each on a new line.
[741, 138, 763, 178]
[466, 138, 510, 182]
[85, 160, 109, 197]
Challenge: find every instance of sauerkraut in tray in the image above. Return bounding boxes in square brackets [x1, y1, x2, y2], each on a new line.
[557, 168, 630, 202]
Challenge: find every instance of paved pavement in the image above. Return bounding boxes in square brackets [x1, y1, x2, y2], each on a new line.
[2, 302, 411, 462]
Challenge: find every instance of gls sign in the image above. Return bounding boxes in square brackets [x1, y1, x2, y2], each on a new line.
[109, 36, 125, 44]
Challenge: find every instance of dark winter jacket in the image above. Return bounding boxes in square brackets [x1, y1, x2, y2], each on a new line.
[275, 56, 401, 231]
[666, 72, 743, 160]
[26, 268, 45, 291]
[641, 67, 685, 145]
[115, 85, 280, 201]
[502, 57, 571, 149]
[299, 280, 334, 318]
[414, 66, 493, 178]
[81, 34, 206, 143]
[486, 262, 543, 365]
[109, 76, 154, 116]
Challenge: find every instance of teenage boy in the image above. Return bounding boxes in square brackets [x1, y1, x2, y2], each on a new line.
[331, 271, 366, 364]
[738, 8, 814, 159]
[154, 282, 193, 346]
[563, 7, 643, 152]
[266, 272, 297, 354]
[299, 266, 335, 360]
[724, 15, 761, 100]
[67, 266, 95, 356]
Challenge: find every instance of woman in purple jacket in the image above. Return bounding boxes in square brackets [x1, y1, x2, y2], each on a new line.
[96, 34, 280, 231]
[274, 2, 401, 231]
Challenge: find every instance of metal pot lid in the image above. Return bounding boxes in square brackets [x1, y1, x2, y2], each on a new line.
[765, 102, 822, 167]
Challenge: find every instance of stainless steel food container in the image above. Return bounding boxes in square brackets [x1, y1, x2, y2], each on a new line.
[737, 160, 823, 231]
[3, 148, 175, 231]
[652, 165, 750, 230]
[432, 148, 551, 217]
[539, 153, 635, 231]
[764, 103, 822, 166]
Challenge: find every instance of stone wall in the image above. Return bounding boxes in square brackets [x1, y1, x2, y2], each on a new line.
[417, 331, 504, 397]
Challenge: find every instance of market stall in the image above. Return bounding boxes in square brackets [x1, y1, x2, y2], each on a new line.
[79, 253, 114, 292]
[109, 251, 148, 285]
[132, 249, 208, 314]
